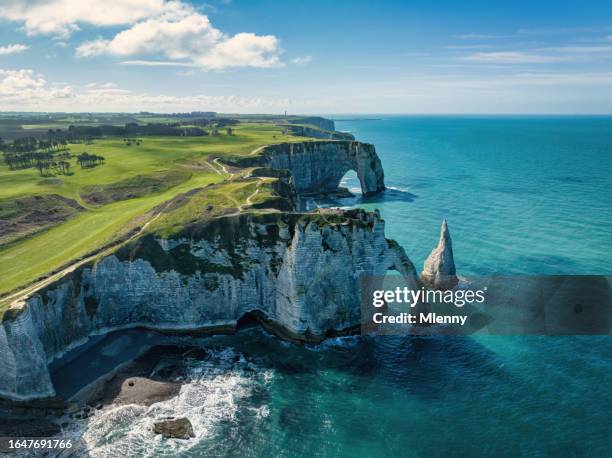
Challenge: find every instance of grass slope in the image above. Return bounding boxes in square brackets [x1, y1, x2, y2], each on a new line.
[0, 122, 305, 299]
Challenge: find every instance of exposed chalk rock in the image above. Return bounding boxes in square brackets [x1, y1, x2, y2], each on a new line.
[261, 141, 385, 196]
[0, 209, 418, 401]
[421, 219, 458, 289]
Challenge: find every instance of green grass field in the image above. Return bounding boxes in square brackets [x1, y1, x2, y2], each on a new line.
[0, 122, 306, 300]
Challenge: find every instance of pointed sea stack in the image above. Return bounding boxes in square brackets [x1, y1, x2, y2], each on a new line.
[421, 219, 458, 290]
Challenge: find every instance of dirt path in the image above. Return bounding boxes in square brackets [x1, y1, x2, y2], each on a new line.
[249, 145, 267, 156]
[237, 179, 263, 212]
[2, 154, 269, 311]
[1, 202, 171, 311]
[212, 157, 233, 177]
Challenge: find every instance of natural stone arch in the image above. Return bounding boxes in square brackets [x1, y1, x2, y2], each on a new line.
[262, 141, 385, 196]
[338, 169, 361, 195]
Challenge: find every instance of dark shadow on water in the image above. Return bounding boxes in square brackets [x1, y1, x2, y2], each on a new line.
[487, 184, 538, 195]
[550, 176, 587, 184]
[360, 187, 418, 203]
[446, 173, 472, 181]
[379, 336, 512, 400]
[513, 254, 584, 274]
[225, 329, 516, 404]
[315, 187, 418, 208]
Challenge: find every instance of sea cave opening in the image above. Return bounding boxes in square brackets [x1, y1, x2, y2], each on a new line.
[338, 169, 362, 197]
[236, 310, 263, 330]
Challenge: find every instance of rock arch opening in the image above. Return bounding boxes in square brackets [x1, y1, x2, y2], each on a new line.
[338, 169, 362, 197]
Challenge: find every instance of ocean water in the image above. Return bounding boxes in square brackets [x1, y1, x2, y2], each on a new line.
[68, 116, 612, 457]
[335, 115, 612, 275]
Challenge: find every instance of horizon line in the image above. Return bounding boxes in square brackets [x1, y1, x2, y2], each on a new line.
[1, 111, 612, 117]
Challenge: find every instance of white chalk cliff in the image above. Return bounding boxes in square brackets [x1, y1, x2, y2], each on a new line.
[0, 140, 417, 402]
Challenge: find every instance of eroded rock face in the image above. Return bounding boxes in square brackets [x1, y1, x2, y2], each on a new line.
[262, 141, 385, 196]
[421, 220, 458, 290]
[0, 209, 418, 401]
[153, 417, 194, 439]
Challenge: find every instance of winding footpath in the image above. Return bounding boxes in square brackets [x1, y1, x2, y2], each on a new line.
[0, 202, 172, 311]
[2, 153, 270, 312]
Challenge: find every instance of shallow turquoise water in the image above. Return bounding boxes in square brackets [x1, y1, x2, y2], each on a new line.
[335, 115, 612, 275]
[69, 116, 612, 457]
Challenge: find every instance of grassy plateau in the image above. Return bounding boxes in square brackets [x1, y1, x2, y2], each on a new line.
[0, 120, 310, 304]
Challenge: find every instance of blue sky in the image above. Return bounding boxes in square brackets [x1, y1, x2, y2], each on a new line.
[1, 0, 612, 113]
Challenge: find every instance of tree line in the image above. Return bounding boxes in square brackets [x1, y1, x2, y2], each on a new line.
[0, 136, 68, 154]
[2, 150, 105, 176]
[76, 153, 105, 168]
[2, 150, 73, 176]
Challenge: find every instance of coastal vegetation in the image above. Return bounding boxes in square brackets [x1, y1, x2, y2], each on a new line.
[0, 114, 323, 302]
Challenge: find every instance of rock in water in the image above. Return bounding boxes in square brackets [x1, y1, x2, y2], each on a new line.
[421, 219, 458, 289]
[153, 417, 195, 439]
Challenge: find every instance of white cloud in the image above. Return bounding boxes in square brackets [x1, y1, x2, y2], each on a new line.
[461, 51, 572, 64]
[0, 68, 289, 111]
[291, 55, 312, 66]
[119, 60, 195, 67]
[3, 1, 283, 70]
[0, 69, 72, 102]
[539, 45, 612, 53]
[0, 44, 30, 55]
[460, 44, 612, 65]
[75, 5, 220, 57]
[73, 4, 281, 70]
[66, 3, 281, 70]
[446, 44, 491, 50]
[0, 0, 174, 38]
[195, 33, 281, 69]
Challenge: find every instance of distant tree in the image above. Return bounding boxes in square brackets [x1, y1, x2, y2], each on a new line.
[77, 152, 103, 168]
[57, 160, 71, 174]
[34, 153, 52, 176]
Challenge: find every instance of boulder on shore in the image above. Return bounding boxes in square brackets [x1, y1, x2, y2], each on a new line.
[153, 417, 195, 440]
[421, 219, 458, 290]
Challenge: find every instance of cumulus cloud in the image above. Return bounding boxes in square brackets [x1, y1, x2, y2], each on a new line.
[75, 5, 221, 57]
[0, 68, 289, 111]
[0, 0, 173, 38]
[195, 33, 281, 69]
[1, 1, 283, 70]
[0, 44, 30, 55]
[74, 6, 281, 70]
[0, 69, 72, 103]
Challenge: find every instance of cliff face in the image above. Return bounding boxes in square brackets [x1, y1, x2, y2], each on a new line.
[286, 117, 335, 131]
[286, 125, 355, 141]
[0, 210, 417, 401]
[262, 141, 385, 196]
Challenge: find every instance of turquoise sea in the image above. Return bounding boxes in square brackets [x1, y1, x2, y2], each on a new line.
[336, 115, 612, 275]
[66, 116, 612, 457]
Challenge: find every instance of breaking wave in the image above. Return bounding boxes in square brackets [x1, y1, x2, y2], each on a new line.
[61, 348, 272, 457]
